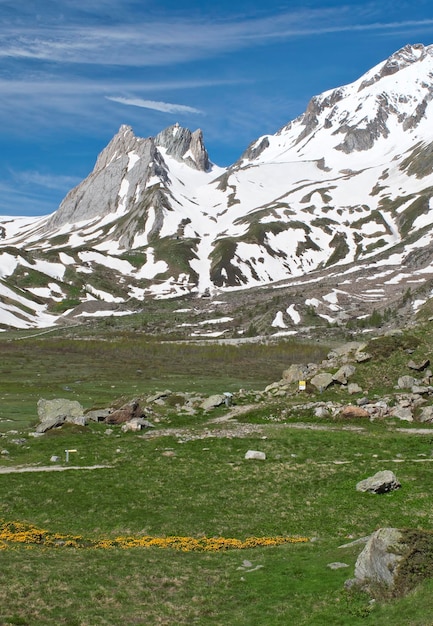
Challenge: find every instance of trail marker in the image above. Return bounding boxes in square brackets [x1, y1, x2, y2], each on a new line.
[65, 449, 77, 463]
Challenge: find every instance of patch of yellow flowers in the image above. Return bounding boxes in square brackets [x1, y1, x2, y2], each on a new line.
[0, 520, 309, 552]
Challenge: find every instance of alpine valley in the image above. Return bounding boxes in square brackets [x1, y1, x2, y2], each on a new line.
[3, 43, 433, 335]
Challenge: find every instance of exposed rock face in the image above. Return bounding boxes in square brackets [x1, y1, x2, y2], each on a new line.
[155, 124, 210, 171]
[45, 123, 209, 232]
[46, 126, 167, 230]
[240, 136, 270, 161]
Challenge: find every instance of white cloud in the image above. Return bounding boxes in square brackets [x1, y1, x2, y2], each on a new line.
[106, 96, 203, 115]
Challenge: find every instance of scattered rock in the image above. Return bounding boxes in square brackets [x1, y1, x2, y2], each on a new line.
[356, 470, 401, 494]
[340, 405, 370, 419]
[348, 383, 363, 395]
[397, 375, 419, 389]
[333, 365, 356, 385]
[200, 394, 227, 411]
[411, 385, 430, 395]
[327, 562, 349, 570]
[85, 408, 112, 422]
[328, 342, 366, 359]
[408, 359, 430, 371]
[146, 390, 173, 403]
[121, 418, 155, 432]
[104, 400, 145, 424]
[314, 405, 331, 418]
[389, 406, 413, 422]
[310, 373, 334, 392]
[244, 450, 266, 460]
[419, 406, 433, 422]
[282, 364, 310, 384]
[338, 536, 370, 549]
[355, 351, 371, 363]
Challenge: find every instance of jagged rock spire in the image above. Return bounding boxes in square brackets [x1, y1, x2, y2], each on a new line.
[155, 123, 210, 171]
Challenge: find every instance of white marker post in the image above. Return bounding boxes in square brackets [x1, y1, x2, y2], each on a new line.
[65, 449, 77, 463]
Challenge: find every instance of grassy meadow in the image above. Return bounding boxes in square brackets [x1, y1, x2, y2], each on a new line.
[1, 323, 433, 624]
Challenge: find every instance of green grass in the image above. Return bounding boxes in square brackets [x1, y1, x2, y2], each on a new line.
[0, 331, 330, 430]
[2, 324, 433, 624]
[1, 418, 433, 624]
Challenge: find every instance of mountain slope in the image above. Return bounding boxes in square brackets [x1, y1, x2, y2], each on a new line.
[2, 43, 433, 331]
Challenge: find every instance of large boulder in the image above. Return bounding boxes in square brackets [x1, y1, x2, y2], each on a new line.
[37, 398, 84, 423]
[356, 470, 401, 494]
[36, 398, 84, 432]
[351, 528, 433, 597]
[354, 528, 406, 586]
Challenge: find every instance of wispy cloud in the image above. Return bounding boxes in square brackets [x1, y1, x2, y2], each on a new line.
[106, 96, 203, 115]
[11, 170, 81, 190]
[2, 7, 433, 68]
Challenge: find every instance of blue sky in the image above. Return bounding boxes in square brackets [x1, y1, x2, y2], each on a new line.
[2, 0, 433, 216]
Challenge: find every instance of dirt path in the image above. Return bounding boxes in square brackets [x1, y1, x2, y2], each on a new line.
[0, 464, 111, 474]
[207, 404, 259, 423]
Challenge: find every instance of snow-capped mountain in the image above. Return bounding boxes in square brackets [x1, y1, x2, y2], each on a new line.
[2, 43, 433, 332]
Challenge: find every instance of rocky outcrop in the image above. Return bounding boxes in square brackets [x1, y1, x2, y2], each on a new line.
[349, 526, 433, 598]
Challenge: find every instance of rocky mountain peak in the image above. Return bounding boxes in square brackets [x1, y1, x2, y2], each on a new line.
[94, 124, 146, 172]
[358, 43, 431, 91]
[155, 124, 210, 171]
